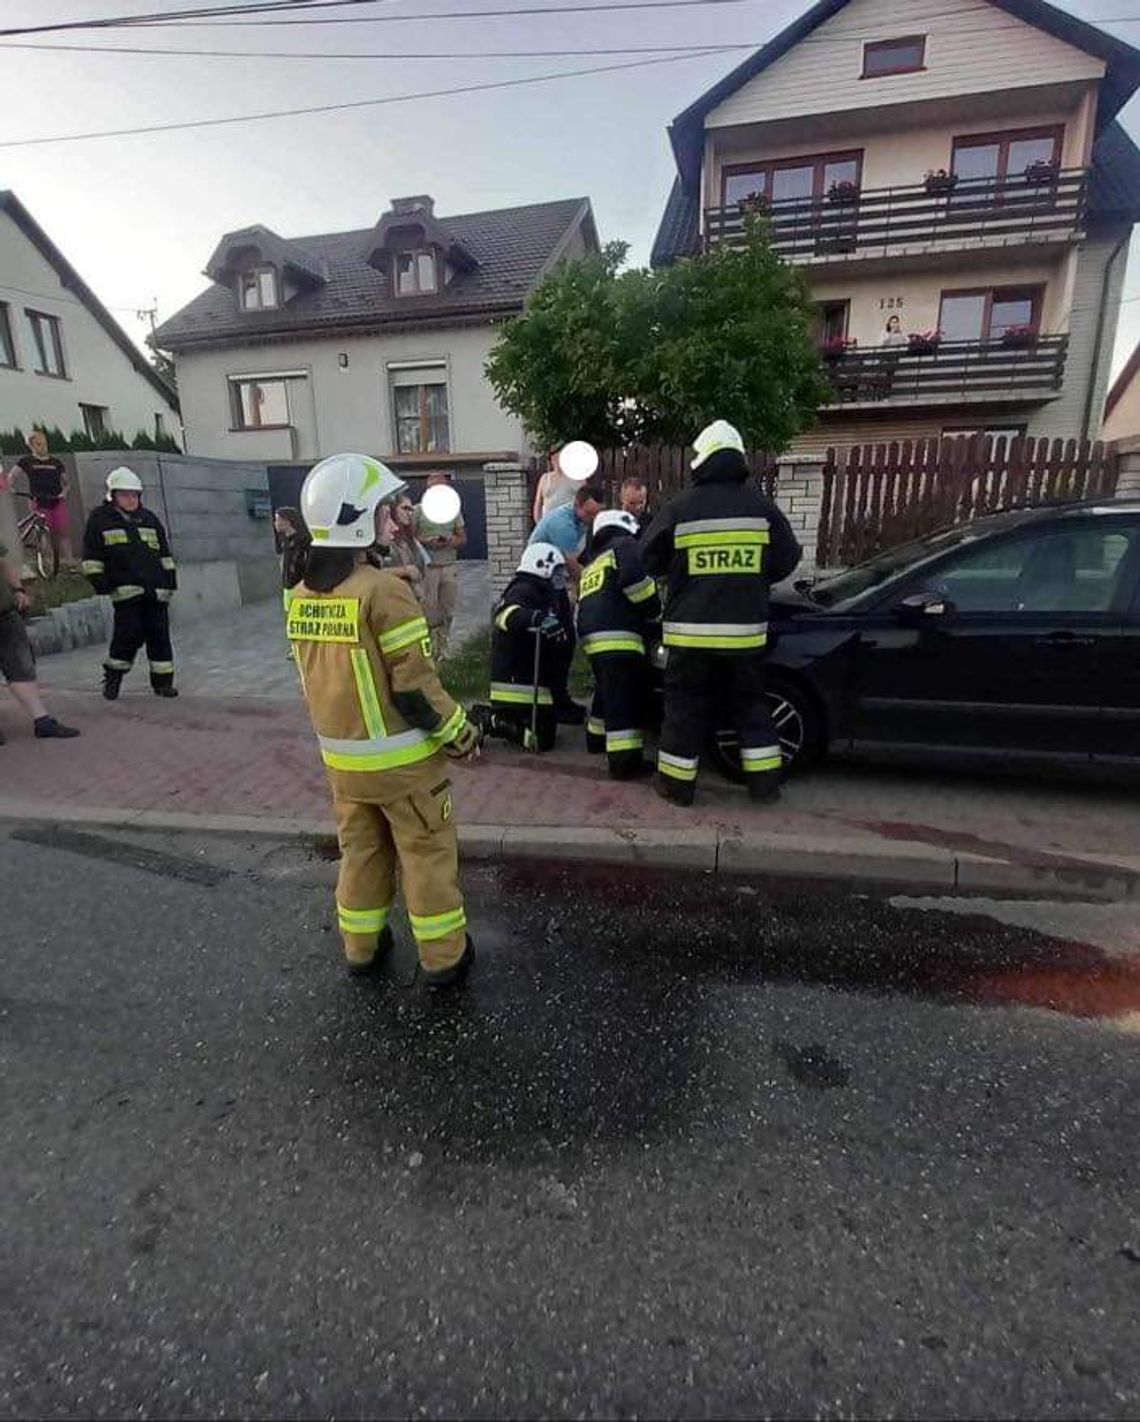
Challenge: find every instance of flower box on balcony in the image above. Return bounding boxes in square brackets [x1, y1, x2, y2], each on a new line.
[924, 169, 958, 195]
[1024, 160, 1060, 186]
[828, 180, 861, 206]
[1000, 324, 1039, 349]
[907, 330, 942, 355]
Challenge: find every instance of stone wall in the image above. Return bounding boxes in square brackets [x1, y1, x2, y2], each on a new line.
[483, 461, 530, 598]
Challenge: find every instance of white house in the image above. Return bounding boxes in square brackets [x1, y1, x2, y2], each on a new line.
[652, 0, 1140, 453]
[154, 194, 598, 471]
[0, 191, 179, 445]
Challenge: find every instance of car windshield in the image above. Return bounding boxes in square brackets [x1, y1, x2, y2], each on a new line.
[807, 515, 1030, 608]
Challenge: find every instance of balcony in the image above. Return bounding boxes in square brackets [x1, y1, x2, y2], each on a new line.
[820, 335, 1068, 410]
[704, 170, 1088, 265]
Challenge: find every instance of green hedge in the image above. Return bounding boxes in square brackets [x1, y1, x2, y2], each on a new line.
[0, 425, 181, 456]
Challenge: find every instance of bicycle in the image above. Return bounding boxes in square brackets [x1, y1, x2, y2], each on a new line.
[12, 492, 60, 580]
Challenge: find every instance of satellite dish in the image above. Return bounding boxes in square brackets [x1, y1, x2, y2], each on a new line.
[421, 483, 461, 524]
[559, 440, 599, 482]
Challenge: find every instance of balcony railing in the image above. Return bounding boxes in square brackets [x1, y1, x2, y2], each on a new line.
[705, 169, 1088, 261]
[821, 335, 1068, 407]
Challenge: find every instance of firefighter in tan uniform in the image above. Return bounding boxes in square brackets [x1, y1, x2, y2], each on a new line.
[292, 453, 480, 987]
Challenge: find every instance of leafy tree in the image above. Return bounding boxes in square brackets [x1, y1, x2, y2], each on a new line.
[486, 223, 831, 452]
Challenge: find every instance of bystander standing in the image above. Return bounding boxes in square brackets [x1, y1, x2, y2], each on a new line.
[0, 538, 80, 743]
[415, 473, 466, 659]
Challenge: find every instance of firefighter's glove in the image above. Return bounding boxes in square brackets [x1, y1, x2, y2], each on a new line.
[540, 613, 568, 645]
[443, 717, 481, 761]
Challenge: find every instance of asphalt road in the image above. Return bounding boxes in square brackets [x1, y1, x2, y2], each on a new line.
[2, 822, 1139, 1420]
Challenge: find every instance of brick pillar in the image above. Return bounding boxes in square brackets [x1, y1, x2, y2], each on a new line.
[483, 460, 530, 599]
[773, 454, 826, 575]
[1115, 439, 1140, 499]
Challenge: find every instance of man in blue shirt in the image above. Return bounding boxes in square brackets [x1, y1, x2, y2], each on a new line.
[529, 482, 604, 585]
[526, 481, 604, 722]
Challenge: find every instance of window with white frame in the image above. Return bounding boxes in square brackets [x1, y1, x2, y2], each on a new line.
[394, 251, 438, 297]
[25, 309, 66, 377]
[0, 303, 16, 368]
[389, 362, 450, 452]
[229, 372, 302, 430]
[239, 267, 279, 311]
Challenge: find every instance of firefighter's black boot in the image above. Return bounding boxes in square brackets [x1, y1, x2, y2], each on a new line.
[152, 684, 179, 699]
[654, 773, 695, 807]
[747, 777, 782, 805]
[346, 926, 395, 978]
[102, 667, 124, 701]
[424, 935, 475, 990]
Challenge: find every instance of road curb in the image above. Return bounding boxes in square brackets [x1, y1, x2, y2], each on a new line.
[1, 798, 1136, 902]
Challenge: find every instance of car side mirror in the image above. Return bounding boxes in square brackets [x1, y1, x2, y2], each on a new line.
[895, 590, 955, 622]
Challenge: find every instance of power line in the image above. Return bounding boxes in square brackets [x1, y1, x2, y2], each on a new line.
[0, 47, 739, 149]
[0, 36, 757, 59]
[131, 0, 751, 25]
[0, 0, 744, 37]
[0, 1, 392, 38]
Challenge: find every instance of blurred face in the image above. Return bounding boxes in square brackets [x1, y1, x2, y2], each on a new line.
[887, 315, 901, 333]
[394, 497, 415, 528]
[113, 491, 141, 514]
[274, 512, 291, 536]
[621, 483, 647, 516]
[578, 495, 602, 524]
[28, 431, 48, 459]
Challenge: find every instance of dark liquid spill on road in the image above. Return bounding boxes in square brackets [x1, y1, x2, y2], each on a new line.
[494, 858, 1140, 1023]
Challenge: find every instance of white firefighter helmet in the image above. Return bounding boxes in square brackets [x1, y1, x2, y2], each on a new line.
[518, 541, 566, 581]
[105, 466, 143, 497]
[301, 452, 405, 548]
[593, 510, 639, 539]
[691, 419, 746, 470]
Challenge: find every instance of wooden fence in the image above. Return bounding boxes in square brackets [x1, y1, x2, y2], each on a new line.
[527, 445, 778, 524]
[817, 435, 1120, 567]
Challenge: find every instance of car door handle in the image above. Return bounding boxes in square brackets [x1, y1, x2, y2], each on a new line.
[1035, 632, 1096, 649]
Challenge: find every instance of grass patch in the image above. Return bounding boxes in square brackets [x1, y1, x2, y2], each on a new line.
[25, 569, 96, 617]
[438, 626, 594, 703]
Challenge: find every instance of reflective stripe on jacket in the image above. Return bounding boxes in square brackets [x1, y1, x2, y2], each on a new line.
[289, 565, 466, 803]
[641, 469, 801, 656]
[575, 533, 661, 659]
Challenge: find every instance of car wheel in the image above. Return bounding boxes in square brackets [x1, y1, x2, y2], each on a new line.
[707, 675, 826, 781]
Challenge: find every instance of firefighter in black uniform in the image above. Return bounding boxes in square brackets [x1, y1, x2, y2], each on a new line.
[577, 509, 661, 779]
[642, 420, 801, 806]
[82, 466, 178, 700]
[475, 541, 570, 752]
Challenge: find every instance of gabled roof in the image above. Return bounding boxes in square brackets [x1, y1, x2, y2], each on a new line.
[667, 0, 1140, 189]
[155, 197, 596, 351]
[0, 190, 178, 409]
[1104, 337, 1140, 421]
[652, 119, 1140, 266]
[205, 225, 325, 287]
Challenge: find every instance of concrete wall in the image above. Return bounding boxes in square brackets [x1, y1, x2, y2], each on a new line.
[706, 0, 1103, 130]
[173, 323, 525, 465]
[0, 207, 178, 441]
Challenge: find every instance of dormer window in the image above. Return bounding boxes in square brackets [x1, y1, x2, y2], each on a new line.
[395, 250, 438, 297]
[240, 267, 278, 311]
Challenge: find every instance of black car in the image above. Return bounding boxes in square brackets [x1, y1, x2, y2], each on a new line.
[754, 499, 1140, 772]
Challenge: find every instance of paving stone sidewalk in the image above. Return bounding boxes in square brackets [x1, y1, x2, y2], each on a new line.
[5, 577, 1139, 896]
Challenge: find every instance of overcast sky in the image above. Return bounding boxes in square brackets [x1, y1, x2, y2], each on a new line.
[4, 0, 1140, 375]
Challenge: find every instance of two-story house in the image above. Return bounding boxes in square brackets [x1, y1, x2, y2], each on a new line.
[0, 191, 179, 444]
[651, 0, 1140, 454]
[154, 195, 598, 470]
